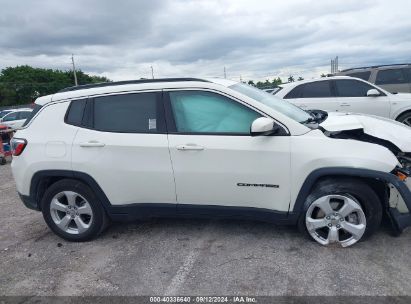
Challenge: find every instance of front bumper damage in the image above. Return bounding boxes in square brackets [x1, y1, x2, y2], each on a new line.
[385, 172, 411, 235]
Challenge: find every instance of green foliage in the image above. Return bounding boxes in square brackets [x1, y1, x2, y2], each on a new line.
[288, 75, 295, 82]
[0, 65, 111, 106]
[248, 77, 283, 89]
[297, 76, 304, 81]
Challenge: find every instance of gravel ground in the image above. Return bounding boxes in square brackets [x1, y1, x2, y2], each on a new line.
[1, 161, 411, 296]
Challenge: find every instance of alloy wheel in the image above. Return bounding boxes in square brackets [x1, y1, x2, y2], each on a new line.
[305, 194, 366, 247]
[49, 191, 93, 235]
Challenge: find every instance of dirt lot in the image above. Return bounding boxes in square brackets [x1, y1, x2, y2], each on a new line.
[1, 162, 411, 296]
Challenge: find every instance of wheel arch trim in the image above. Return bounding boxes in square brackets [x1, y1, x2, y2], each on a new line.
[30, 170, 113, 213]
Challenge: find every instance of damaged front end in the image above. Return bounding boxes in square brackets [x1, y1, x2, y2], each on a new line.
[318, 113, 411, 234]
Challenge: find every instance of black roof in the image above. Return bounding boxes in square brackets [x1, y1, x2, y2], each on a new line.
[58, 78, 209, 93]
[341, 63, 411, 72]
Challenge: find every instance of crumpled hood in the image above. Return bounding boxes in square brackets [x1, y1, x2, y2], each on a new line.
[320, 112, 411, 152]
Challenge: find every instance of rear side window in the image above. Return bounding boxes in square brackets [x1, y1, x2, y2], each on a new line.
[302, 81, 332, 97]
[93, 92, 163, 133]
[66, 99, 86, 126]
[346, 71, 371, 81]
[335, 79, 375, 97]
[22, 105, 42, 127]
[284, 85, 304, 99]
[376, 69, 407, 85]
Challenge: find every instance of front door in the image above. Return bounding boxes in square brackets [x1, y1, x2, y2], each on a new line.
[334, 79, 391, 118]
[165, 89, 291, 214]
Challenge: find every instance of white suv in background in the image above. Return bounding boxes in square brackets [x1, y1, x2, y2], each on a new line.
[275, 76, 411, 125]
[10, 78, 411, 247]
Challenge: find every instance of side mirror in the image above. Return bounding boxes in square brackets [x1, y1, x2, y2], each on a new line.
[250, 117, 284, 136]
[367, 89, 381, 97]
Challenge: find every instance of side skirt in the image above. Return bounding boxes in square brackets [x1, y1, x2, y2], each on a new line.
[108, 203, 298, 225]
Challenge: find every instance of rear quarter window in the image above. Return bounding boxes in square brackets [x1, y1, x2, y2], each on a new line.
[65, 99, 87, 126]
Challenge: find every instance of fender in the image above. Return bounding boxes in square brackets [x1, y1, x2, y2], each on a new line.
[292, 167, 411, 233]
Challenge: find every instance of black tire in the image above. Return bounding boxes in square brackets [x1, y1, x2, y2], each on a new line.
[0, 157, 6, 165]
[396, 111, 411, 126]
[298, 178, 382, 245]
[41, 179, 109, 242]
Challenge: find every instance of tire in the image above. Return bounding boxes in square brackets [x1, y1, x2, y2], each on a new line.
[396, 111, 411, 126]
[0, 157, 6, 165]
[297, 178, 382, 247]
[41, 179, 109, 241]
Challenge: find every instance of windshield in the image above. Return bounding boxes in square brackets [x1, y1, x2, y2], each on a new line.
[229, 83, 312, 123]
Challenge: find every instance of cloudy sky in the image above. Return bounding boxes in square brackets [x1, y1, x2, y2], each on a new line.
[1, 0, 410, 82]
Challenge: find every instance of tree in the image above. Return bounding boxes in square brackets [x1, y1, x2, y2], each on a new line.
[297, 76, 304, 81]
[247, 80, 255, 86]
[288, 75, 295, 82]
[320, 73, 327, 78]
[0, 65, 111, 106]
[272, 77, 282, 86]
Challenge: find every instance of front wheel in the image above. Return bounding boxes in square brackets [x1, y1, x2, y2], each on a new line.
[41, 179, 109, 241]
[298, 179, 382, 247]
[396, 112, 411, 126]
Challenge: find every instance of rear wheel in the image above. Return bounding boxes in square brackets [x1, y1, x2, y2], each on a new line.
[41, 179, 109, 241]
[298, 179, 382, 247]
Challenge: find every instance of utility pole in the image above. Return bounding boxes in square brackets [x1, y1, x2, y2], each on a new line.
[71, 54, 78, 86]
[150, 66, 154, 79]
[224, 66, 227, 79]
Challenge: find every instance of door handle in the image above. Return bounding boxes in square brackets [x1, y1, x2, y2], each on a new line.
[79, 141, 105, 148]
[176, 144, 204, 151]
[340, 103, 351, 107]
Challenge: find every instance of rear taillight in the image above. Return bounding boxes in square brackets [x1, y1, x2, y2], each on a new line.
[11, 138, 27, 156]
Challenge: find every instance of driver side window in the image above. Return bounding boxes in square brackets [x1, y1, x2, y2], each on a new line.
[335, 79, 377, 97]
[169, 91, 261, 134]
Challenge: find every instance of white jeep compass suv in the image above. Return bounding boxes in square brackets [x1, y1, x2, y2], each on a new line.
[11, 78, 411, 247]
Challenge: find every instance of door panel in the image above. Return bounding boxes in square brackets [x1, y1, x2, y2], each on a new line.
[334, 79, 390, 117]
[291, 97, 339, 112]
[72, 131, 176, 205]
[168, 135, 291, 212]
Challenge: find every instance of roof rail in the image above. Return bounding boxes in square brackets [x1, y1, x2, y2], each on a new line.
[58, 78, 209, 93]
[341, 63, 411, 72]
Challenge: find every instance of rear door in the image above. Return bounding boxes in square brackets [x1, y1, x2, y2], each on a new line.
[71, 91, 176, 207]
[334, 79, 391, 118]
[284, 80, 340, 112]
